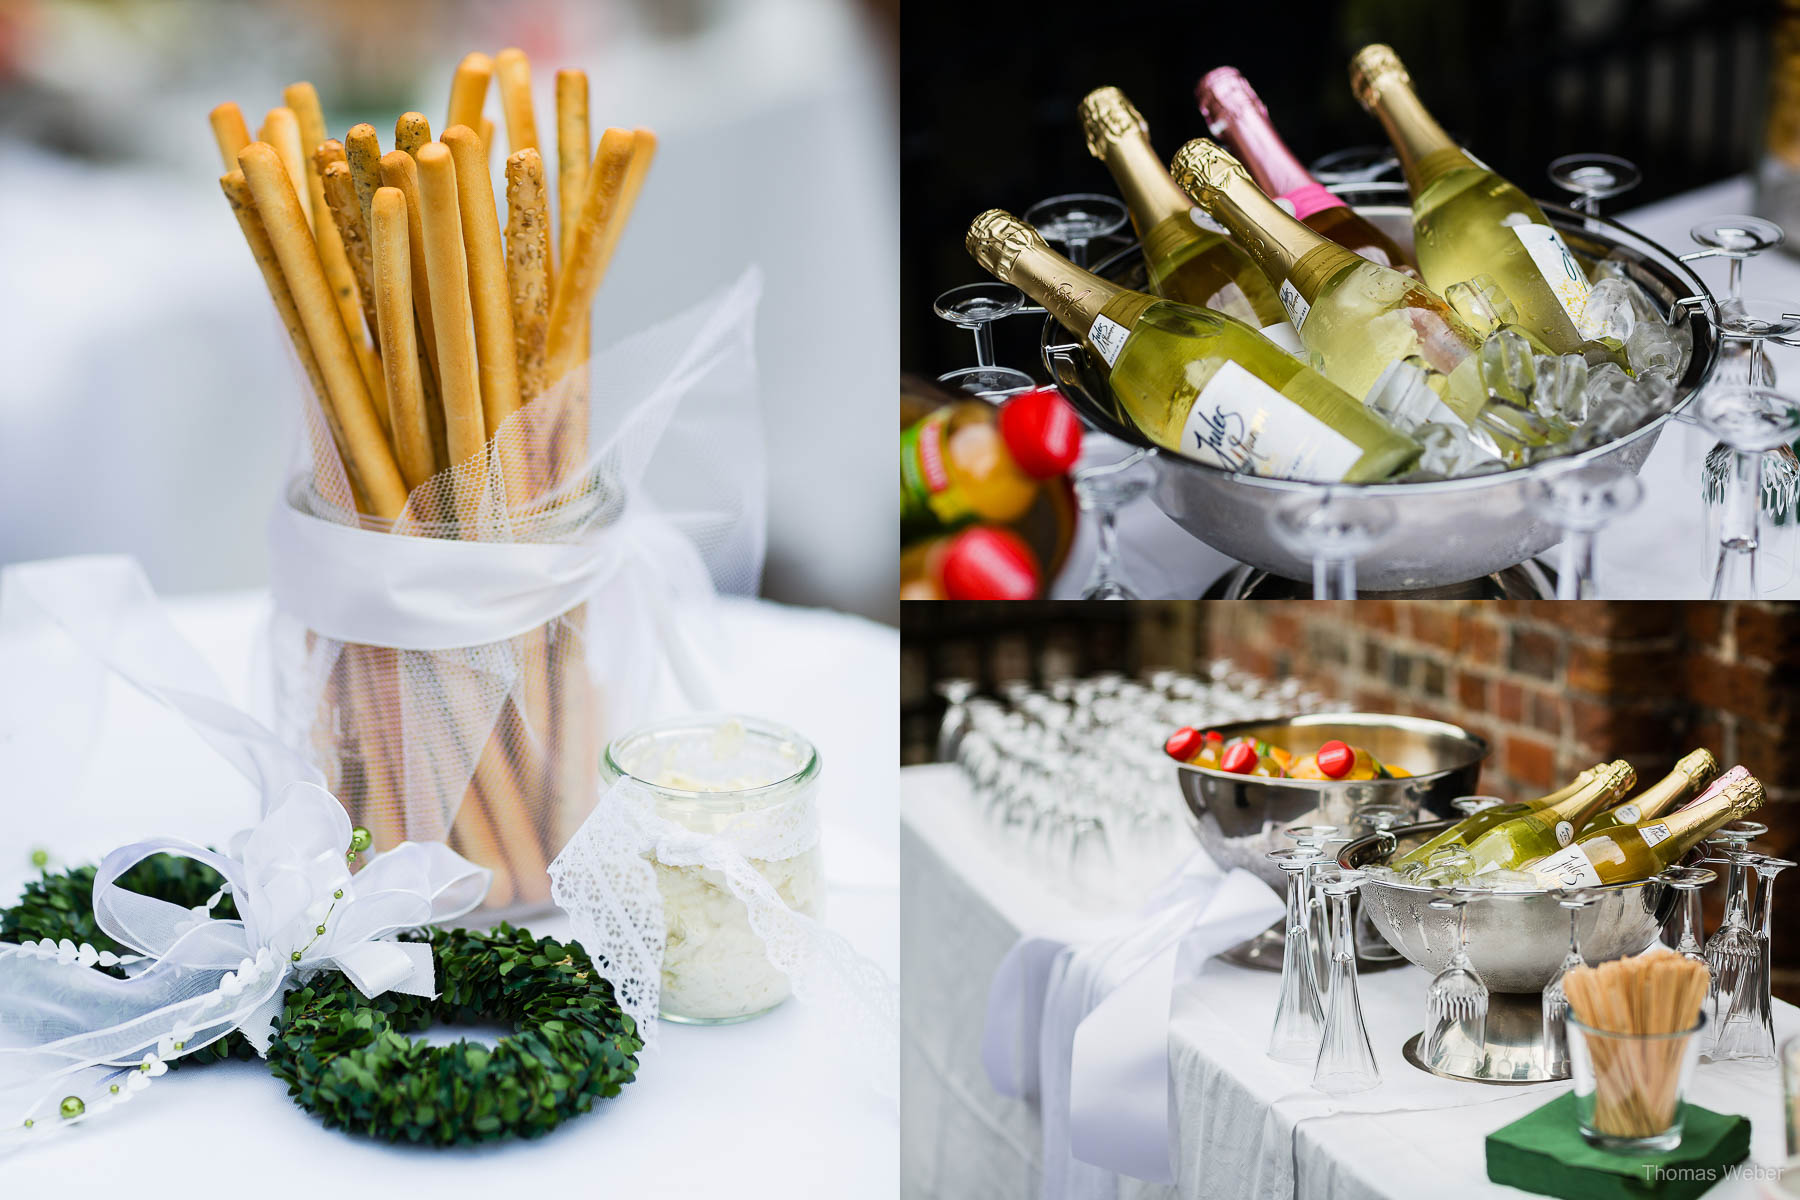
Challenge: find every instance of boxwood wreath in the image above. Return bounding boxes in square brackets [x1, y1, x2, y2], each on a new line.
[3, 854, 642, 1145]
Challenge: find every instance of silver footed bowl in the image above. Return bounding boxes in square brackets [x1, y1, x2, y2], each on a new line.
[1172, 712, 1487, 892]
[1339, 822, 1676, 993]
[1041, 182, 1721, 591]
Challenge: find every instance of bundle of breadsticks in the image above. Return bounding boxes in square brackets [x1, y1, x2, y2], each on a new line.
[212, 50, 652, 912]
[1564, 952, 1710, 1140]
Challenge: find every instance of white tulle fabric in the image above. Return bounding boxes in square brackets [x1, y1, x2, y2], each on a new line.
[263, 271, 766, 895]
[548, 778, 898, 1092]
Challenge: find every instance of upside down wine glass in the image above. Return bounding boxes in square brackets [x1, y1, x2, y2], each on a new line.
[1547, 153, 1641, 218]
[1313, 868, 1381, 1095]
[1267, 491, 1398, 600]
[1422, 892, 1489, 1077]
[1541, 888, 1601, 1079]
[1268, 848, 1327, 1065]
[1654, 865, 1718, 964]
[1531, 460, 1644, 600]
[1074, 451, 1155, 599]
[1023, 193, 1129, 270]
[931, 281, 1036, 399]
[1697, 388, 1800, 599]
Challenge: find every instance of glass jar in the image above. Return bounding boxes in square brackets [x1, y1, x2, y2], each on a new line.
[601, 714, 824, 1024]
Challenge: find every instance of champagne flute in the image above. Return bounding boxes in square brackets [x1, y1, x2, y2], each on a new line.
[1268, 847, 1327, 1064]
[1696, 387, 1800, 598]
[1023, 193, 1128, 270]
[1531, 460, 1644, 599]
[1313, 867, 1381, 1095]
[1541, 888, 1600, 1078]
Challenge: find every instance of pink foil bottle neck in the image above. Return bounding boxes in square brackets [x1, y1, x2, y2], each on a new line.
[1197, 66, 1345, 221]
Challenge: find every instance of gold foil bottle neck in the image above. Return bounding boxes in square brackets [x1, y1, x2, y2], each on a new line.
[1600, 759, 1637, 794]
[966, 209, 1044, 278]
[1724, 774, 1766, 818]
[1674, 748, 1719, 784]
[1078, 86, 1147, 159]
[1168, 138, 1253, 207]
[1349, 43, 1410, 111]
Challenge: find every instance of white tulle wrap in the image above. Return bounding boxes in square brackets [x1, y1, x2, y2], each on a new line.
[0, 559, 490, 1151]
[548, 776, 897, 1089]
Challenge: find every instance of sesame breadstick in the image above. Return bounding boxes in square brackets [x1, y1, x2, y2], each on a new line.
[344, 123, 384, 235]
[322, 161, 391, 442]
[395, 111, 432, 160]
[504, 149, 552, 413]
[286, 85, 371, 397]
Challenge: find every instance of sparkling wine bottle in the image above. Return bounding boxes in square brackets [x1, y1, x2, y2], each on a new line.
[966, 209, 1421, 482]
[1527, 769, 1765, 887]
[1195, 66, 1417, 276]
[1458, 760, 1637, 876]
[1078, 86, 1290, 339]
[1580, 749, 1720, 836]
[1392, 763, 1606, 867]
[1349, 44, 1594, 355]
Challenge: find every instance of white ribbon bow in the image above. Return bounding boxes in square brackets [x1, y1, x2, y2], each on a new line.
[982, 859, 1283, 1199]
[0, 782, 489, 1147]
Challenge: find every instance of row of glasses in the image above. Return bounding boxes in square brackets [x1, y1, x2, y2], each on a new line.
[1266, 853, 1382, 1095]
[1698, 818, 1797, 1066]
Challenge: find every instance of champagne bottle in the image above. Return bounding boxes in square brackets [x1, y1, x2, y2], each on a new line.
[1195, 67, 1417, 277]
[1078, 87, 1290, 338]
[1460, 761, 1636, 876]
[901, 388, 1082, 544]
[1581, 749, 1719, 835]
[1168, 139, 1498, 436]
[1528, 769, 1765, 887]
[1348, 44, 1594, 355]
[1393, 763, 1606, 867]
[966, 209, 1421, 482]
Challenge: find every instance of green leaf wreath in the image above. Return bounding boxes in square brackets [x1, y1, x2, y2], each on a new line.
[3, 856, 641, 1144]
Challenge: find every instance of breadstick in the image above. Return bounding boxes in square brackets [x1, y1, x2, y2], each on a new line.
[553, 70, 589, 268]
[344, 123, 383, 235]
[494, 47, 539, 154]
[258, 107, 311, 224]
[320, 163, 383, 392]
[372, 186, 436, 489]
[504, 149, 552, 413]
[395, 111, 432, 160]
[472, 710, 550, 905]
[444, 124, 522, 433]
[448, 768, 517, 909]
[209, 102, 251, 170]
[480, 117, 495, 163]
[379, 150, 449, 470]
[286, 85, 372, 387]
[414, 141, 487, 468]
[544, 128, 656, 382]
[239, 142, 407, 517]
[219, 169, 336, 488]
[446, 52, 492, 142]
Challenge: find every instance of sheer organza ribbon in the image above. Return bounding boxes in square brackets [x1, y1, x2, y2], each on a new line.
[547, 777, 897, 1094]
[0, 782, 489, 1148]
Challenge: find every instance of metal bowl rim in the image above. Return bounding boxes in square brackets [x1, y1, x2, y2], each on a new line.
[1338, 820, 1672, 896]
[1169, 711, 1490, 786]
[1039, 183, 1720, 494]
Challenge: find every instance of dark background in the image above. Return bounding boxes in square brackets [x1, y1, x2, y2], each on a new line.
[901, 0, 1779, 379]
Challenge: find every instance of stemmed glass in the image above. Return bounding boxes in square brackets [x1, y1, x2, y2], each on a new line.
[1452, 796, 1507, 818]
[1024, 193, 1128, 269]
[1074, 451, 1154, 599]
[932, 281, 1037, 398]
[1531, 460, 1644, 599]
[1702, 823, 1765, 1061]
[1731, 854, 1799, 1067]
[1287, 824, 1343, 1000]
[1695, 387, 1800, 598]
[1268, 847, 1327, 1065]
[1681, 216, 1785, 388]
[1313, 867, 1381, 1095]
[1654, 865, 1718, 964]
[1350, 803, 1411, 963]
[1547, 153, 1641, 217]
[1267, 491, 1398, 600]
[935, 679, 977, 763]
[1422, 892, 1489, 1077]
[1309, 147, 1399, 186]
[1541, 888, 1600, 1079]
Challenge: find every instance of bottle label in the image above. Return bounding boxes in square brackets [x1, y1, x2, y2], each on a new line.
[1178, 360, 1363, 480]
[899, 410, 972, 534]
[1554, 819, 1575, 846]
[1277, 279, 1312, 331]
[1187, 206, 1227, 235]
[1258, 321, 1306, 357]
[1088, 314, 1131, 366]
[1641, 822, 1673, 848]
[1280, 182, 1347, 221]
[1614, 804, 1641, 825]
[1512, 223, 1593, 330]
[1532, 844, 1603, 888]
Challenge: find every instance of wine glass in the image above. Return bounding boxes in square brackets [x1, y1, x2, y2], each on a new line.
[1422, 892, 1489, 1077]
[1286, 823, 1344, 1000]
[1073, 451, 1154, 599]
[1313, 867, 1381, 1095]
[1531, 460, 1643, 599]
[935, 678, 977, 763]
[1702, 834, 1764, 1062]
[1268, 847, 1327, 1065]
[1654, 865, 1718, 964]
[1267, 490, 1397, 600]
[1681, 216, 1784, 387]
[1696, 387, 1800, 598]
[1734, 854, 1799, 1067]
[1350, 802, 1411, 963]
[933, 281, 1026, 374]
[1023, 193, 1128, 270]
[1541, 887, 1600, 1079]
[1452, 796, 1507, 818]
[1547, 153, 1641, 217]
[1309, 146, 1400, 186]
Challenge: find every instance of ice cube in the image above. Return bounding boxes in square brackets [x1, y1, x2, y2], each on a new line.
[1626, 319, 1685, 384]
[1478, 326, 1538, 407]
[1415, 423, 1507, 476]
[1474, 868, 1543, 893]
[1580, 277, 1638, 343]
[1531, 353, 1589, 424]
[1444, 273, 1518, 335]
[1364, 358, 1451, 434]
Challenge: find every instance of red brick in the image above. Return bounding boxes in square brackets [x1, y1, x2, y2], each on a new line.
[1504, 734, 1556, 790]
[1527, 689, 1564, 736]
[1456, 671, 1489, 713]
[1508, 628, 1560, 680]
[1460, 615, 1503, 668]
[1566, 642, 1675, 696]
[1685, 604, 1724, 647]
[1734, 604, 1800, 668]
[1361, 601, 1397, 634]
[1538, 602, 1682, 640]
[1409, 605, 1455, 653]
[1686, 654, 1793, 724]
[1495, 681, 1524, 724]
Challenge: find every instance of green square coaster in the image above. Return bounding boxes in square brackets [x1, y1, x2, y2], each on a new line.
[1485, 1092, 1751, 1200]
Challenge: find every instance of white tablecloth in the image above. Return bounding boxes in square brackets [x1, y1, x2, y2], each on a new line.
[1052, 176, 1800, 600]
[903, 764, 1795, 1200]
[1, 588, 899, 1200]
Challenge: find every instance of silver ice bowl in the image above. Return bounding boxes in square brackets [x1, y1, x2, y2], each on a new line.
[1041, 182, 1720, 591]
